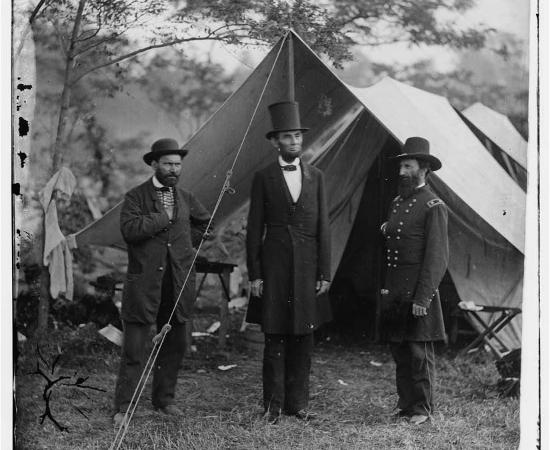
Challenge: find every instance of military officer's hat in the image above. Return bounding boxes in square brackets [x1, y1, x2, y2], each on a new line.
[393, 137, 442, 171]
[143, 138, 189, 165]
[265, 101, 309, 139]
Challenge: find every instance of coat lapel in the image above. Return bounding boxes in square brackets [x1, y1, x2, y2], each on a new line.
[145, 178, 163, 211]
[267, 162, 293, 206]
[296, 162, 313, 207]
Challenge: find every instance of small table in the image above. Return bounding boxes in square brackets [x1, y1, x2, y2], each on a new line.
[184, 260, 237, 354]
[459, 304, 522, 358]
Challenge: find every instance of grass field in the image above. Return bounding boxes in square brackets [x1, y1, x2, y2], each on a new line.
[15, 322, 519, 450]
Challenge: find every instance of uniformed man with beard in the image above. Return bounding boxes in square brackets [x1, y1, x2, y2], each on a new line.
[113, 138, 211, 428]
[380, 137, 449, 425]
[246, 101, 331, 423]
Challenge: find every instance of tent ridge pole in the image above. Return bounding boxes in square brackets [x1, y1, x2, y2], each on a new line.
[288, 32, 294, 101]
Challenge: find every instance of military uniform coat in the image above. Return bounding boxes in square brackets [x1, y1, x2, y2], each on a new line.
[381, 185, 448, 342]
[246, 161, 331, 335]
[120, 178, 210, 324]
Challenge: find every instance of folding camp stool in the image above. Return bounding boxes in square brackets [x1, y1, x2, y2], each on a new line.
[459, 304, 522, 359]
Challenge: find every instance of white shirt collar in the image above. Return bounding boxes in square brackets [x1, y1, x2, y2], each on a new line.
[278, 156, 300, 167]
[417, 182, 426, 189]
[152, 176, 165, 188]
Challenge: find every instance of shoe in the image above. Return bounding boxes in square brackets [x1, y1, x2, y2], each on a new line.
[410, 414, 429, 425]
[263, 410, 280, 425]
[113, 412, 128, 429]
[293, 409, 317, 421]
[389, 409, 410, 419]
[155, 404, 183, 416]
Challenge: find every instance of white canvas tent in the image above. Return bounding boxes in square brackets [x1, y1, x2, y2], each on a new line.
[462, 102, 527, 169]
[73, 31, 525, 349]
[461, 102, 528, 190]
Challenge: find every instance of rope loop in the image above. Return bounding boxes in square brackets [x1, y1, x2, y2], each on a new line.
[152, 323, 172, 345]
[222, 177, 235, 195]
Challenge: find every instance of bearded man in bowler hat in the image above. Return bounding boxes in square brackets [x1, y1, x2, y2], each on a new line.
[380, 136, 449, 425]
[246, 101, 331, 423]
[113, 138, 211, 428]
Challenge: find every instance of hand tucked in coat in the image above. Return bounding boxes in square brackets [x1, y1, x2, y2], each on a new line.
[250, 279, 263, 297]
[316, 280, 330, 296]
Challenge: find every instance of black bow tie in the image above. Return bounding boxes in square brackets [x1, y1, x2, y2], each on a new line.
[156, 186, 171, 192]
[281, 165, 297, 172]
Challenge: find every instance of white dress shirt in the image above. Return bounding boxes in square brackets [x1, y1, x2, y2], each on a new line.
[278, 156, 302, 203]
[152, 176, 174, 218]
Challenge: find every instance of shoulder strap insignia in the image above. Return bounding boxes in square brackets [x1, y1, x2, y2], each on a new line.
[427, 198, 444, 208]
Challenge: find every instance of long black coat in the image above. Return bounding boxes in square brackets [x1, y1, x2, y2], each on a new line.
[381, 185, 448, 342]
[120, 178, 210, 324]
[246, 161, 331, 334]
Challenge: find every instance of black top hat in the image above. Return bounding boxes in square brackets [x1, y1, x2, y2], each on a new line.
[143, 138, 189, 166]
[392, 137, 442, 171]
[265, 101, 309, 139]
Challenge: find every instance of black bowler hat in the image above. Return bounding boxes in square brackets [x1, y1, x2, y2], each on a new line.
[392, 137, 442, 171]
[90, 275, 122, 292]
[265, 101, 309, 139]
[143, 138, 189, 165]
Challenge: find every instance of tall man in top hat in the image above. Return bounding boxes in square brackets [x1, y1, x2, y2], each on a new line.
[380, 136, 449, 425]
[113, 138, 211, 427]
[246, 101, 332, 422]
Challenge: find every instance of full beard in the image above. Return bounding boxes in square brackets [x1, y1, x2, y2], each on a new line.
[397, 174, 420, 198]
[279, 147, 302, 163]
[157, 172, 179, 187]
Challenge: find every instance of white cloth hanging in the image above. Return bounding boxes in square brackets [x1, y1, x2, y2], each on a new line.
[38, 167, 77, 300]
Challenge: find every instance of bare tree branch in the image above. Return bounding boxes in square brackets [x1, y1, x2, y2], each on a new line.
[71, 33, 230, 85]
[76, 26, 102, 43]
[29, 0, 51, 24]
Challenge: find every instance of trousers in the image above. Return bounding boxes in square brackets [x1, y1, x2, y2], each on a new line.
[389, 341, 436, 415]
[263, 333, 313, 414]
[114, 264, 186, 412]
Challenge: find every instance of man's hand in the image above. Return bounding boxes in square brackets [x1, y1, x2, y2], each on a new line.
[412, 303, 427, 318]
[250, 279, 263, 297]
[316, 280, 330, 296]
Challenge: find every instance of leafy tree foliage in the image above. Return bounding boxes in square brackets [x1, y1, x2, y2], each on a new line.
[330, 0, 488, 49]
[135, 52, 236, 140]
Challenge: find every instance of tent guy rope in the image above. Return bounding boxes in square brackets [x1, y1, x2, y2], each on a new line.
[109, 30, 289, 450]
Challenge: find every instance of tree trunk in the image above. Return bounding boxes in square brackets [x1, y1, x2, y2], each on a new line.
[37, 0, 87, 333]
[50, 0, 87, 174]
